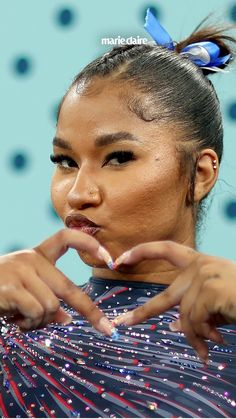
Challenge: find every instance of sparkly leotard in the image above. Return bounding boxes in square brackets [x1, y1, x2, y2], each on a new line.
[0, 276, 236, 418]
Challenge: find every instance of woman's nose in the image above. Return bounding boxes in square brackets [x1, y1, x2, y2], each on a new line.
[67, 170, 102, 209]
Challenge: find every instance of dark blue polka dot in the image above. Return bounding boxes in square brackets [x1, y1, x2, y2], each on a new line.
[224, 201, 236, 219]
[229, 4, 236, 22]
[56, 8, 75, 26]
[49, 203, 61, 221]
[9, 152, 29, 171]
[228, 102, 236, 120]
[13, 57, 32, 75]
[141, 5, 161, 22]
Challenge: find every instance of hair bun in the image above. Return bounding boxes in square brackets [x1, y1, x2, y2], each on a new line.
[176, 23, 236, 76]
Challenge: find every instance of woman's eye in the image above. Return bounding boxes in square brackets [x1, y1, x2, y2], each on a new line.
[50, 154, 77, 170]
[104, 150, 136, 166]
[50, 150, 136, 170]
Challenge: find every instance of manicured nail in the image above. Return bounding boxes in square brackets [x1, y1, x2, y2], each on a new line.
[97, 246, 114, 270]
[202, 357, 209, 368]
[216, 334, 228, 345]
[62, 315, 73, 326]
[21, 318, 33, 329]
[115, 250, 131, 266]
[195, 350, 209, 365]
[97, 316, 114, 335]
[169, 321, 180, 332]
[111, 328, 120, 340]
[107, 260, 115, 270]
[113, 311, 134, 326]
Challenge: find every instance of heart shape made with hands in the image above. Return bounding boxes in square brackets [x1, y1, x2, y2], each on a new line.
[97, 245, 130, 270]
[98, 241, 231, 365]
[99, 240, 199, 271]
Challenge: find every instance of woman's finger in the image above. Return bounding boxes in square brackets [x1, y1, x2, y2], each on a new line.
[34, 228, 104, 265]
[177, 271, 216, 351]
[181, 318, 210, 364]
[188, 285, 225, 343]
[4, 229, 113, 334]
[52, 306, 73, 324]
[20, 272, 70, 328]
[33, 232, 114, 334]
[114, 240, 199, 269]
[10, 306, 72, 328]
[180, 285, 225, 363]
[114, 269, 194, 326]
[0, 282, 46, 330]
[170, 316, 224, 344]
[169, 318, 182, 331]
[38, 264, 114, 335]
[179, 291, 210, 363]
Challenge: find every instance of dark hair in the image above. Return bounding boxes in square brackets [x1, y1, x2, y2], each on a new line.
[57, 20, 236, 237]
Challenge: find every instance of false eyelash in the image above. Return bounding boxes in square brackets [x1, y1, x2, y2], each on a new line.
[50, 153, 76, 165]
[50, 150, 136, 168]
[104, 150, 135, 162]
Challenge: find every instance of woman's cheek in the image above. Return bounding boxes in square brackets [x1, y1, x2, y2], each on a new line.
[51, 176, 70, 218]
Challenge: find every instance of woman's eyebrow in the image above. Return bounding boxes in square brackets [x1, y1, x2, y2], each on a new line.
[52, 132, 142, 150]
[52, 137, 73, 150]
[94, 131, 142, 147]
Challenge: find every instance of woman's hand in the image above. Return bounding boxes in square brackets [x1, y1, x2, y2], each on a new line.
[113, 241, 236, 363]
[0, 229, 113, 335]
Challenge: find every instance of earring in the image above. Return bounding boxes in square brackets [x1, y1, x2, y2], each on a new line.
[212, 159, 217, 170]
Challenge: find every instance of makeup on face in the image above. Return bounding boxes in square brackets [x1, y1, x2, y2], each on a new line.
[51, 81, 194, 284]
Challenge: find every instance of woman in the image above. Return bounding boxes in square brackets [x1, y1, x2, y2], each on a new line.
[1, 10, 236, 417]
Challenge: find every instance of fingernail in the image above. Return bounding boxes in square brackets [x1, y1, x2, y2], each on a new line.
[169, 321, 180, 332]
[111, 327, 120, 341]
[113, 311, 134, 326]
[115, 251, 131, 266]
[112, 317, 120, 326]
[221, 337, 228, 345]
[200, 353, 209, 365]
[202, 357, 209, 368]
[107, 260, 115, 270]
[97, 246, 114, 270]
[62, 315, 73, 326]
[97, 316, 114, 335]
[22, 318, 33, 329]
[195, 350, 209, 366]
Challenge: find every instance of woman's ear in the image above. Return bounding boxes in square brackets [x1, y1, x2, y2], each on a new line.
[192, 149, 219, 203]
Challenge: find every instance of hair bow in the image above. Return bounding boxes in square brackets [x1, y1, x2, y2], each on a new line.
[144, 8, 231, 72]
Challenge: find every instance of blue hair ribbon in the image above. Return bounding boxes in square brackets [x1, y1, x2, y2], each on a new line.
[144, 8, 231, 71]
[144, 8, 174, 50]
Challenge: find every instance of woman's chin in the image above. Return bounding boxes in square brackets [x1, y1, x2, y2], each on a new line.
[76, 250, 106, 268]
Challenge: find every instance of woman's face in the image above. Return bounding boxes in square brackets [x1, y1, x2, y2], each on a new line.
[51, 79, 193, 271]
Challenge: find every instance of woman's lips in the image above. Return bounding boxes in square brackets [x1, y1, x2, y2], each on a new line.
[65, 214, 101, 236]
[70, 226, 100, 236]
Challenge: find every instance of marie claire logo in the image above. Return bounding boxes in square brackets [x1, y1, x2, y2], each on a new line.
[101, 36, 148, 45]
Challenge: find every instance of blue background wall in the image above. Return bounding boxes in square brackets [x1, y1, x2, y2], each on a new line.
[1, 0, 236, 285]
